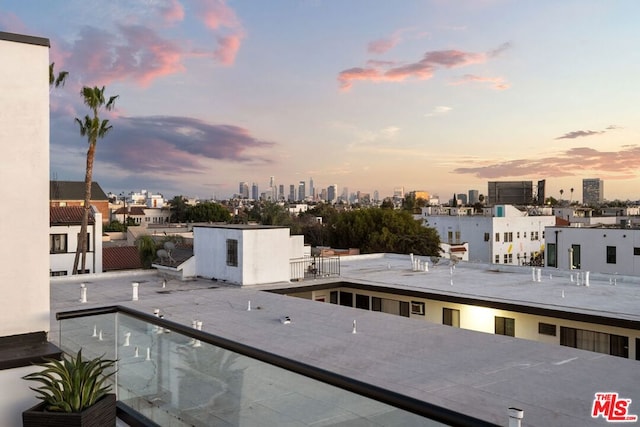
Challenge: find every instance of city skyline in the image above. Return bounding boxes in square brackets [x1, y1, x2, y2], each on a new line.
[3, 1, 640, 200]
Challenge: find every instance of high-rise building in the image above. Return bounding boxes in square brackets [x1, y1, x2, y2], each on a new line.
[278, 184, 285, 201]
[298, 181, 306, 201]
[457, 193, 468, 205]
[239, 182, 249, 199]
[251, 182, 259, 200]
[289, 185, 296, 202]
[309, 177, 314, 200]
[327, 185, 337, 203]
[488, 181, 533, 205]
[468, 190, 479, 204]
[373, 190, 379, 203]
[582, 178, 604, 205]
[270, 176, 277, 200]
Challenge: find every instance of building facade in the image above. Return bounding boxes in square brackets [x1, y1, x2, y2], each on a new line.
[424, 205, 556, 265]
[487, 181, 534, 205]
[50, 206, 103, 275]
[582, 178, 604, 205]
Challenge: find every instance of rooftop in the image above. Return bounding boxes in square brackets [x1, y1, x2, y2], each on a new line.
[50, 257, 640, 426]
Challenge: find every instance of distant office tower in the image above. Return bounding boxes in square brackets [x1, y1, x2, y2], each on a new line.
[270, 176, 275, 188]
[537, 180, 546, 205]
[341, 187, 349, 203]
[373, 190, 379, 203]
[251, 182, 259, 200]
[457, 193, 468, 205]
[298, 181, 306, 201]
[269, 176, 277, 199]
[239, 182, 249, 199]
[327, 185, 337, 203]
[393, 187, 404, 199]
[278, 184, 285, 201]
[309, 177, 314, 199]
[583, 178, 604, 205]
[488, 181, 533, 205]
[289, 184, 296, 202]
[468, 190, 479, 204]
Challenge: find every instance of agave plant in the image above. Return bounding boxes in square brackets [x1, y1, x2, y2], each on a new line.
[22, 349, 116, 412]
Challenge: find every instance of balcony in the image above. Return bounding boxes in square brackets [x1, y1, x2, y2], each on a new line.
[56, 305, 492, 426]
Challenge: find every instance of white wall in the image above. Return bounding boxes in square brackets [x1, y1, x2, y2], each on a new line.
[49, 211, 102, 275]
[547, 227, 640, 275]
[0, 33, 51, 423]
[0, 35, 50, 336]
[194, 226, 242, 284]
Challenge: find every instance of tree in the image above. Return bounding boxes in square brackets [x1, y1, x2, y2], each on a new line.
[72, 86, 119, 274]
[49, 62, 68, 88]
[169, 196, 189, 222]
[136, 235, 158, 269]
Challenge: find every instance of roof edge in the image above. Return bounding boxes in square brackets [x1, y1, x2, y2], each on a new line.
[0, 31, 50, 47]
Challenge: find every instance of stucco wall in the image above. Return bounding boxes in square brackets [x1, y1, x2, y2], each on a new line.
[0, 36, 50, 336]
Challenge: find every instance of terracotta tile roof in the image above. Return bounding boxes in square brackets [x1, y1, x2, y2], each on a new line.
[113, 206, 146, 216]
[50, 206, 95, 225]
[103, 246, 143, 271]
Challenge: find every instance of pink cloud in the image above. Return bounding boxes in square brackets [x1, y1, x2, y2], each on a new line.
[65, 25, 185, 87]
[194, 0, 240, 29]
[454, 145, 640, 179]
[450, 74, 510, 90]
[159, 0, 185, 25]
[0, 12, 29, 34]
[214, 34, 242, 65]
[368, 36, 399, 54]
[339, 43, 510, 91]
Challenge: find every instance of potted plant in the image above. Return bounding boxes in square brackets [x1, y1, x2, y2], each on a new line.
[22, 349, 117, 427]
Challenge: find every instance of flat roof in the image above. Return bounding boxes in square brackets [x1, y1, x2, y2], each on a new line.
[193, 223, 288, 230]
[0, 31, 49, 47]
[51, 267, 640, 426]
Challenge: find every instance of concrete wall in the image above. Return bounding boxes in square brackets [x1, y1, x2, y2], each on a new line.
[0, 32, 51, 426]
[194, 226, 292, 285]
[0, 35, 50, 337]
[547, 226, 640, 275]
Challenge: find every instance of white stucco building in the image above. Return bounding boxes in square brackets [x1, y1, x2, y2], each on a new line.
[424, 205, 556, 265]
[0, 31, 60, 426]
[194, 224, 305, 285]
[545, 225, 640, 275]
[50, 206, 103, 275]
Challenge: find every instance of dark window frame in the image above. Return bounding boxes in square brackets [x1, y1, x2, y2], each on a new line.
[226, 239, 238, 267]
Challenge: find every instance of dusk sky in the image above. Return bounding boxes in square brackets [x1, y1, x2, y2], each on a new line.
[3, 0, 640, 201]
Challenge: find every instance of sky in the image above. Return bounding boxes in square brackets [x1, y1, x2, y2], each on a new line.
[3, 0, 640, 202]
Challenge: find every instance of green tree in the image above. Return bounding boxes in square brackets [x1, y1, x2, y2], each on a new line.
[136, 235, 158, 269]
[169, 195, 189, 222]
[72, 86, 119, 274]
[49, 62, 68, 88]
[186, 202, 231, 222]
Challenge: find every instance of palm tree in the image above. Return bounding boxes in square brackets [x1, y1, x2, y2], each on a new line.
[570, 187, 574, 203]
[559, 189, 564, 200]
[49, 62, 68, 88]
[72, 86, 119, 274]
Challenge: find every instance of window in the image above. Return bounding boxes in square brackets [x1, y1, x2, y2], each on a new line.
[531, 231, 539, 241]
[226, 239, 238, 266]
[516, 232, 520, 239]
[371, 297, 382, 312]
[495, 316, 515, 337]
[494, 254, 500, 264]
[355, 294, 369, 310]
[447, 231, 453, 243]
[606, 246, 617, 264]
[503, 232, 513, 242]
[443, 308, 460, 327]
[547, 243, 557, 267]
[523, 231, 527, 239]
[503, 254, 509, 264]
[561, 327, 628, 358]
[538, 322, 556, 336]
[634, 248, 640, 256]
[484, 233, 490, 242]
[410, 301, 425, 316]
[339, 291, 353, 307]
[329, 291, 338, 304]
[50, 271, 67, 277]
[399, 301, 410, 317]
[455, 231, 461, 243]
[571, 244, 581, 269]
[50, 234, 67, 254]
[495, 233, 500, 242]
[636, 338, 640, 361]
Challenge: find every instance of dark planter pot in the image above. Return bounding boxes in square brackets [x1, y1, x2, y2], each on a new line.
[22, 393, 116, 427]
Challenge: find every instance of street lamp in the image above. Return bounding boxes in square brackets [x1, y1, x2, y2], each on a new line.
[119, 192, 128, 226]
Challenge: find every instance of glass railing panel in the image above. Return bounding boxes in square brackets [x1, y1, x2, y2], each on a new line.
[59, 309, 448, 426]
